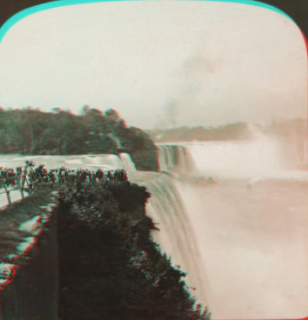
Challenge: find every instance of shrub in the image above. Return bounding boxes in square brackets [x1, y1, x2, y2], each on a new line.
[55, 174, 211, 320]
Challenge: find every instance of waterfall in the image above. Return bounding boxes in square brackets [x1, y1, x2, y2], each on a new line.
[157, 145, 197, 176]
[119, 153, 136, 172]
[93, 155, 124, 169]
[129, 171, 210, 307]
[186, 139, 283, 180]
[2, 139, 308, 318]
[156, 131, 284, 180]
[121, 153, 211, 308]
[0, 152, 212, 309]
[157, 138, 308, 182]
[157, 146, 168, 172]
[178, 146, 187, 173]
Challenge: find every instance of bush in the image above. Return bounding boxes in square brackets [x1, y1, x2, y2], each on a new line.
[55, 174, 211, 320]
[119, 126, 159, 171]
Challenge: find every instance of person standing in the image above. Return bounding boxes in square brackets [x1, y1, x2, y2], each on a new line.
[23, 160, 35, 191]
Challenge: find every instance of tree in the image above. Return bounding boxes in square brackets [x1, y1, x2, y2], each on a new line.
[0, 107, 159, 170]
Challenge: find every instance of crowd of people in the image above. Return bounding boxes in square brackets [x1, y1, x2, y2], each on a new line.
[0, 160, 128, 191]
[0, 167, 21, 188]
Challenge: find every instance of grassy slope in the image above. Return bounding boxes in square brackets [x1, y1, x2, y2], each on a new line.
[0, 187, 54, 263]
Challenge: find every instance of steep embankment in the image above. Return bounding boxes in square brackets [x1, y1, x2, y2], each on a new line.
[0, 187, 58, 320]
[56, 173, 211, 320]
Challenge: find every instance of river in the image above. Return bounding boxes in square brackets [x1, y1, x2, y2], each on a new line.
[175, 178, 308, 319]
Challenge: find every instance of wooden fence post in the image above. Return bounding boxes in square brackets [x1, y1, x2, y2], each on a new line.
[19, 173, 24, 199]
[3, 182, 11, 205]
[19, 167, 27, 199]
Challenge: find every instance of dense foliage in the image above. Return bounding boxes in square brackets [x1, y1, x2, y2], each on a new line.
[0, 106, 158, 171]
[55, 170, 211, 320]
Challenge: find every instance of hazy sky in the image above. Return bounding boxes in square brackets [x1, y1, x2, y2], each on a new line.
[0, 1, 306, 129]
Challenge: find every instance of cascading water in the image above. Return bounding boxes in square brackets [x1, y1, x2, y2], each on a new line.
[93, 154, 124, 169]
[157, 145, 196, 177]
[128, 171, 210, 308]
[119, 153, 137, 172]
[186, 138, 282, 180]
[156, 131, 308, 319]
[157, 127, 308, 181]
[157, 147, 168, 172]
[1, 152, 212, 309]
[3, 137, 308, 318]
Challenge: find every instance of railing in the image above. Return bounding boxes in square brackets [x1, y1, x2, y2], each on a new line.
[0, 165, 128, 209]
[0, 168, 39, 209]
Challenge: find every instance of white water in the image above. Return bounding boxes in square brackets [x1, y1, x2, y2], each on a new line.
[119, 153, 137, 172]
[157, 133, 308, 319]
[175, 178, 308, 319]
[158, 127, 284, 180]
[157, 145, 196, 176]
[187, 139, 281, 179]
[0, 152, 212, 309]
[128, 171, 210, 307]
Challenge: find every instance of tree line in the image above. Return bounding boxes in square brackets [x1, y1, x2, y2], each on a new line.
[0, 106, 159, 171]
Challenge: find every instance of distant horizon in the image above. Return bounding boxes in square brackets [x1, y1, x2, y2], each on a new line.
[145, 117, 308, 131]
[1, 105, 307, 132]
